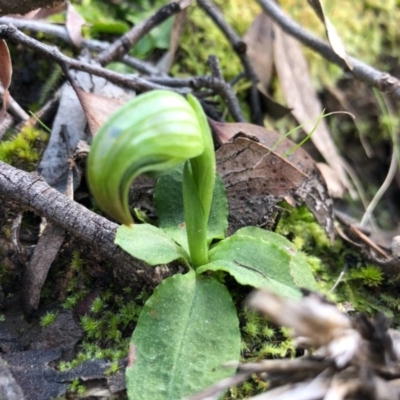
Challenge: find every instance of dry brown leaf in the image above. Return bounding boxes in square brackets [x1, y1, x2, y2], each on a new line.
[308, 0, 352, 70]
[243, 13, 274, 91]
[75, 89, 125, 135]
[243, 13, 292, 120]
[211, 120, 334, 240]
[66, 1, 85, 47]
[0, 39, 12, 121]
[273, 24, 354, 197]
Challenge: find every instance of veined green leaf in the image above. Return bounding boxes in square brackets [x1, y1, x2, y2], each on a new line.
[198, 259, 302, 298]
[232, 227, 317, 289]
[115, 224, 190, 266]
[87, 90, 205, 225]
[197, 227, 317, 298]
[126, 271, 240, 400]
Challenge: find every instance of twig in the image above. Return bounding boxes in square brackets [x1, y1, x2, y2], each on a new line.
[361, 150, 397, 227]
[0, 16, 164, 76]
[0, 160, 161, 286]
[96, 2, 184, 65]
[328, 265, 347, 294]
[257, 0, 400, 97]
[208, 55, 246, 121]
[0, 84, 29, 121]
[237, 358, 332, 375]
[0, 25, 172, 93]
[0, 24, 245, 121]
[197, 0, 263, 125]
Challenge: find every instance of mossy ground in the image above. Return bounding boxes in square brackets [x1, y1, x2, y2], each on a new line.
[1, 1, 400, 398]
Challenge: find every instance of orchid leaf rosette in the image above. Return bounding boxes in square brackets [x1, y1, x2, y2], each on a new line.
[87, 89, 317, 400]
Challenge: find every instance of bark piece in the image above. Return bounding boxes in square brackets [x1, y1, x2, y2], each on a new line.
[22, 223, 65, 315]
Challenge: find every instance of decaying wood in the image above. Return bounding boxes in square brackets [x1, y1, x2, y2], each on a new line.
[0, 161, 171, 286]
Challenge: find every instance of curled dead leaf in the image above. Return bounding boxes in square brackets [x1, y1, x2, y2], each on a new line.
[211, 119, 334, 241]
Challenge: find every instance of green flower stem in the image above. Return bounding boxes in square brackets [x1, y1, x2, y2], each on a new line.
[187, 95, 216, 223]
[181, 95, 216, 267]
[182, 162, 208, 267]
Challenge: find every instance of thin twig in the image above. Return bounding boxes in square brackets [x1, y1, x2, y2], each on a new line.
[96, 2, 184, 66]
[257, 0, 400, 97]
[207, 55, 246, 121]
[0, 24, 245, 121]
[0, 25, 173, 94]
[0, 85, 29, 121]
[361, 151, 397, 227]
[197, 0, 263, 125]
[0, 17, 165, 76]
[328, 265, 347, 294]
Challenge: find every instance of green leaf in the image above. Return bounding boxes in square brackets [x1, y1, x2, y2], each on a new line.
[233, 227, 318, 290]
[87, 90, 205, 225]
[197, 229, 317, 298]
[126, 271, 240, 400]
[198, 259, 302, 299]
[154, 166, 228, 253]
[115, 224, 190, 266]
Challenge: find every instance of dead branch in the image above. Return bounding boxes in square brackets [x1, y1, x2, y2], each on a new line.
[258, 0, 400, 96]
[0, 160, 165, 286]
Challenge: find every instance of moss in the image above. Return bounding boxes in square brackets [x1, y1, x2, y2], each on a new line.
[0, 126, 48, 170]
[40, 311, 59, 328]
[58, 286, 147, 372]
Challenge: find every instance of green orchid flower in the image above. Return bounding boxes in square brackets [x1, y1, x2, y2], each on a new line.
[87, 90, 206, 226]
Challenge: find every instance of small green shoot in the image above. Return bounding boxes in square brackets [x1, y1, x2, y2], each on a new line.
[40, 311, 58, 328]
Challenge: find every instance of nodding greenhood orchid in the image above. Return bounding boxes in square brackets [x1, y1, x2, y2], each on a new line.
[87, 90, 215, 266]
